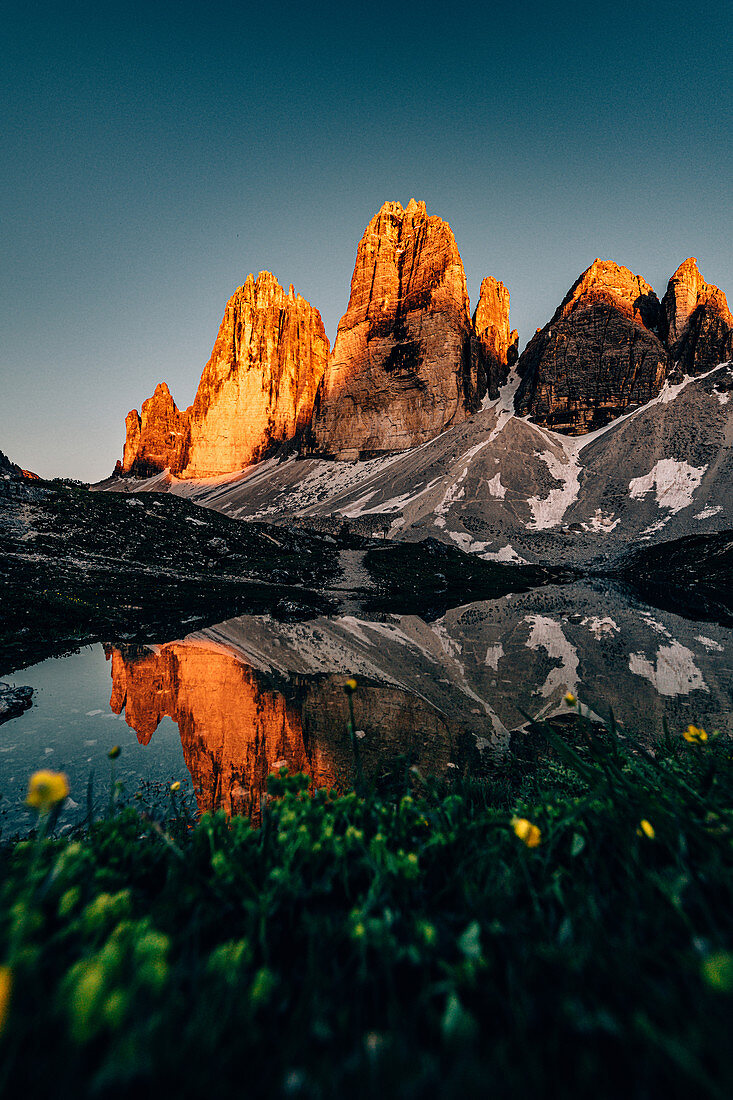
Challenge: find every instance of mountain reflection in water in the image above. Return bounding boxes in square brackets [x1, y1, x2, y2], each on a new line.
[107, 582, 732, 818]
[107, 644, 462, 821]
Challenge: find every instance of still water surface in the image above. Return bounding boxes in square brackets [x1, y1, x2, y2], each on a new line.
[2, 582, 731, 833]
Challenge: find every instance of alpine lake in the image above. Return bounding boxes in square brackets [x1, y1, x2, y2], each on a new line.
[2, 576, 730, 835]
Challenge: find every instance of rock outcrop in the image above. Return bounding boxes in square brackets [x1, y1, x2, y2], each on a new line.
[180, 273, 329, 478]
[471, 277, 518, 400]
[119, 273, 329, 479]
[310, 200, 478, 458]
[121, 383, 189, 477]
[660, 258, 733, 374]
[0, 450, 39, 482]
[515, 260, 668, 434]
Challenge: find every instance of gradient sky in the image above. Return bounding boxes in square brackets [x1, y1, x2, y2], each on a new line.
[2, 0, 731, 481]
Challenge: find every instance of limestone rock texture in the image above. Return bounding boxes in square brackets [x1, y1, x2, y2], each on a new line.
[660, 258, 733, 374]
[471, 276, 518, 400]
[179, 272, 329, 478]
[119, 273, 329, 480]
[311, 200, 477, 458]
[515, 259, 668, 434]
[121, 383, 189, 477]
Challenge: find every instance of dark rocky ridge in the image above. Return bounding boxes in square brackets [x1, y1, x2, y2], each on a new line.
[310, 200, 480, 457]
[516, 257, 733, 434]
[514, 260, 668, 434]
[1, 479, 564, 676]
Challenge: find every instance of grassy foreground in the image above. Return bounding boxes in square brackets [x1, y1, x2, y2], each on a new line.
[1, 718, 732, 1099]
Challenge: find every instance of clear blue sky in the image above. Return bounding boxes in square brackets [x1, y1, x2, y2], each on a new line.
[2, 0, 731, 481]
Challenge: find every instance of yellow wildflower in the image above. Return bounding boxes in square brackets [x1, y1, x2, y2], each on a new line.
[26, 770, 69, 812]
[344, 677, 358, 695]
[0, 967, 11, 1035]
[638, 819, 655, 840]
[108, 745, 121, 760]
[512, 817, 542, 848]
[170, 781, 181, 792]
[564, 692, 577, 706]
[683, 724, 708, 744]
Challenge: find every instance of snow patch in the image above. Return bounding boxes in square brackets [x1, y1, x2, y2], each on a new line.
[628, 642, 708, 696]
[524, 615, 579, 699]
[582, 509, 620, 533]
[481, 371, 520, 444]
[694, 505, 722, 521]
[479, 544, 527, 564]
[696, 635, 724, 653]
[526, 450, 581, 530]
[486, 472, 506, 499]
[640, 613, 671, 637]
[447, 531, 491, 554]
[485, 643, 504, 670]
[629, 458, 707, 513]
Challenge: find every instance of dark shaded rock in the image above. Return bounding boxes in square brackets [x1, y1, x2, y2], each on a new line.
[0, 681, 33, 725]
[515, 259, 669, 434]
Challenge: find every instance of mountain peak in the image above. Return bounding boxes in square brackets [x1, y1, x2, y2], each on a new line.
[310, 200, 475, 457]
[661, 259, 733, 373]
[516, 259, 666, 434]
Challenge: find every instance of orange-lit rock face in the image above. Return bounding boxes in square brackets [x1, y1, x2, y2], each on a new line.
[109, 642, 327, 818]
[311, 200, 476, 457]
[121, 383, 189, 477]
[660, 258, 733, 374]
[472, 276, 519, 400]
[179, 273, 329, 478]
[515, 259, 668, 434]
[108, 641, 454, 820]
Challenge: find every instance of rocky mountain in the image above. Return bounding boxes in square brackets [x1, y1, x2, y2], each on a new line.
[109, 361, 732, 568]
[120, 383, 189, 478]
[471, 276, 518, 402]
[117, 202, 522, 476]
[660, 258, 733, 374]
[514, 260, 668, 434]
[108, 208, 732, 571]
[181, 272, 330, 477]
[0, 450, 39, 483]
[115, 203, 733, 486]
[514, 257, 733, 436]
[120, 272, 329, 478]
[311, 199, 480, 457]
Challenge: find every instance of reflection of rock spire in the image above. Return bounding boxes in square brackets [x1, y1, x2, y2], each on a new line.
[107, 640, 456, 821]
[108, 643, 328, 819]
